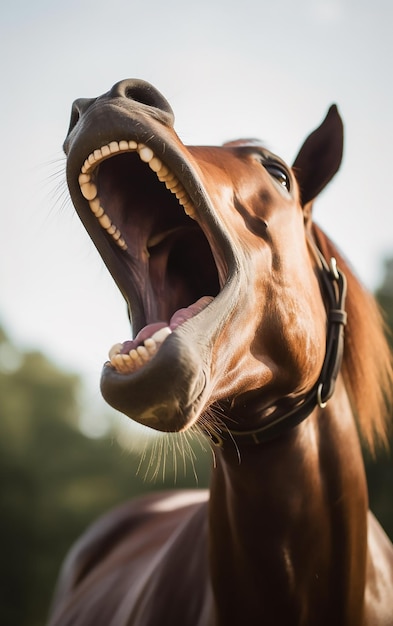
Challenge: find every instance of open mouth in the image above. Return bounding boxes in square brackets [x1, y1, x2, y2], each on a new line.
[77, 140, 223, 375]
[64, 80, 241, 431]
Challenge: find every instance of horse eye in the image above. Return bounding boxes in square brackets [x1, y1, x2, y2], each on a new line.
[264, 163, 291, 192]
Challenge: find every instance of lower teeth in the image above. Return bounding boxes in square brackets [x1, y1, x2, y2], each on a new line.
[108, 296, 214, 374]
[109, 326, 172, 373]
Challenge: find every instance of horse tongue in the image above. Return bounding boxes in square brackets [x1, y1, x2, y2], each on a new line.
[120, 322, 168, 354]
[169, 296, 214, 330]
[120, 297, 214, 354]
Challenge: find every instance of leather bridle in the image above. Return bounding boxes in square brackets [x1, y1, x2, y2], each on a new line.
[209, 239, 348, 447]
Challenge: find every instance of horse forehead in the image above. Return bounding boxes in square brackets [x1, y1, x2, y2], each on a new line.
[190, 139, 279, 185]
[222, 138, 267, 149]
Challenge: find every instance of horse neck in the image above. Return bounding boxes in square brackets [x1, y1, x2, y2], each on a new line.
[208, 378, 369, 626]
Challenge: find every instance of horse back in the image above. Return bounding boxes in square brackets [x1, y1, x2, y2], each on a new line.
[48, 490, 213, 626]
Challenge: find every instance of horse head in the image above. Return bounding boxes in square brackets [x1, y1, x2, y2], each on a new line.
[64, 79, 344, 439]
[56, 79, 393, 626]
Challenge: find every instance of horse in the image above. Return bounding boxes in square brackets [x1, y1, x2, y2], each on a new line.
[48, 79, 393, 625]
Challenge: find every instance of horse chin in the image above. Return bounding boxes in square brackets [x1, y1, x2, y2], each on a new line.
[100, 327, 211, 432]
[99, 272, 240, 432]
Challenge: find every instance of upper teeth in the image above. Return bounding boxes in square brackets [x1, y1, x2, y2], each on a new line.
[78, 141, 196, 250]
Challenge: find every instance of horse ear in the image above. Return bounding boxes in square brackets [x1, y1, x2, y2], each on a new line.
[292, 105, 344, 207]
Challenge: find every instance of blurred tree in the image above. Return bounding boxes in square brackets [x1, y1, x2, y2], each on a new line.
[376, 257, 393, 351]
[0, 328, 210, 626]
[365, 257, 393, 540]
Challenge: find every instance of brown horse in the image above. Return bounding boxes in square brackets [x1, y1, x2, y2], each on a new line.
[49, 79, 393, 625]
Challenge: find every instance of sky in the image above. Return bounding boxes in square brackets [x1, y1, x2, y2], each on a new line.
[1, 0, 392, 415]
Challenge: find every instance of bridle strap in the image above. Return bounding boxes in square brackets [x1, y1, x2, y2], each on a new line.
[209, 241, 347, 447]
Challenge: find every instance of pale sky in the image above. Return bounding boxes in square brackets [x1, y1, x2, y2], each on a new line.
[1, 0, 392, 411]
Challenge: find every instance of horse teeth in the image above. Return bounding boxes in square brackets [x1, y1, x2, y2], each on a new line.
[157, 165, 170, 180]
[149, 156, 163, 172]
[89, 197, 100, 213]
[80, 182, 97, 200]
[109, 343, 123, 359]
[79, 140, 196, 254]
[90, 200, 104, 218]
[129, 349, 144, 368]
[110, 354, 119, 367]
[111, 354, 133, 374]
[109, 326, 173, 374]
[111, 353, 129, 373]
[117, 237, 127, 250]
[109, 141, 120, 153]
[164, 178, 178, 190]
[151, 326, 172, 344]
[138, 145, 154, 163]
[144, 338, 157, 355]
[98, 214, 112, 230]
[78, 173, 91, 185]
[137, 346, 150, 362]
[183, 205, 196, 218]
[123, 357, 135, 373]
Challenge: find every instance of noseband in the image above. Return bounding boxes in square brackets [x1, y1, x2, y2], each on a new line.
[209, 239, 347, 447]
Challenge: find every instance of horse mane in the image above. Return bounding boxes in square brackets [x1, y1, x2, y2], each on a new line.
[312, 223, 393, 453]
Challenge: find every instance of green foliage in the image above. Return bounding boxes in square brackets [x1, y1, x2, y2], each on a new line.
[0, 329, 210, 626]
[365, 257, 393, 540]
[376, 258, 393, 351]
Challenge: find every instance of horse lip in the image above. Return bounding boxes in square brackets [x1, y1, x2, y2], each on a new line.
[100, 334, 210, 431]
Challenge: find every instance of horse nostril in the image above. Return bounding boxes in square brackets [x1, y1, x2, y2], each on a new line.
[110, 79, 174, 124]
[67, 98, 95, 132]
[64, 97, 96, 153]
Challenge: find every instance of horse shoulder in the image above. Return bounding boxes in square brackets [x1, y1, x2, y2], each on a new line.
[365, 511, 393, 625]
[48, 490, 212, 626]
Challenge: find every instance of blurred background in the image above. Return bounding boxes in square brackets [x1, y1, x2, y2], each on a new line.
[1, 0, 392, 624]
